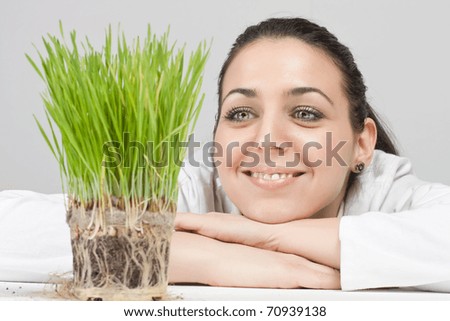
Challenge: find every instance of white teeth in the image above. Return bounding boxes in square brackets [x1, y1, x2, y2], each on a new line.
[249, 172, 296, 181]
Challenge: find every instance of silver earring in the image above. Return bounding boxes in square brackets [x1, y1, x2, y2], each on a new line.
[354, 162, 365, 173]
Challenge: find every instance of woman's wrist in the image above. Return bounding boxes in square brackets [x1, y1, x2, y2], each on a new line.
[275, 218, 341, 269]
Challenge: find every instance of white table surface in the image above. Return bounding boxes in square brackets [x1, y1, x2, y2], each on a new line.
[1, 281, 449, 301]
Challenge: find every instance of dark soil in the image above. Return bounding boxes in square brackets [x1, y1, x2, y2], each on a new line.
[71, 225, 171, 290]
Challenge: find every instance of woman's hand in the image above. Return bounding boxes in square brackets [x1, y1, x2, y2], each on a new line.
[169, 231, 340, 289]
[175, 212, 341, 269]
[175, 212, 278, 250]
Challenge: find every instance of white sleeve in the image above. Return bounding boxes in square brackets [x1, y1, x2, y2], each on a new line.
[177, 164, 216, 214]
[176, 151, 239, 214]
[340, 182, 450, 292]
[0, 190, 72, 282]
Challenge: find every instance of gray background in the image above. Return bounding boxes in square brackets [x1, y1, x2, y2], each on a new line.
[1, 0, 449, 193]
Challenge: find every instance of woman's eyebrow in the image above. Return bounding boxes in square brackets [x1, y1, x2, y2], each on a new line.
[222, 88, 257, 104]
[288, 87, 334, 106]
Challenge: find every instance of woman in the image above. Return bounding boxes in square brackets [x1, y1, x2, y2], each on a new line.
[169, 17, 450, 292]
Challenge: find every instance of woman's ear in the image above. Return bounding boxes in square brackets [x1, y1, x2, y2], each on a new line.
[353, 118, 377, 170]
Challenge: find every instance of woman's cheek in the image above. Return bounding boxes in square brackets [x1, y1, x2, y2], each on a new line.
[291, 132, 327, 167]
[216, 129, 252, 167]
[213, 129, 230, 167]
[299, 130, 355, 169]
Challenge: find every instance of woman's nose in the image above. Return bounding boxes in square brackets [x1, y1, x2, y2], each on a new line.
[254, 115, 289, 151]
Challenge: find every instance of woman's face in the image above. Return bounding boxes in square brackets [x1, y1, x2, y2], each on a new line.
[214, 37, 360, 223]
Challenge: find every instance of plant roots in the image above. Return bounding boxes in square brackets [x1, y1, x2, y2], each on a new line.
[68, 207, 174, 300]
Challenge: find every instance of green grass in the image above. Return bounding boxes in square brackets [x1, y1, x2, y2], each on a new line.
[27, 23, 209, 213]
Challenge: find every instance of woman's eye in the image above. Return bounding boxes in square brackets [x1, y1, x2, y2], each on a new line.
[292, 106, 324, 122]
[224, 107, 254, 122]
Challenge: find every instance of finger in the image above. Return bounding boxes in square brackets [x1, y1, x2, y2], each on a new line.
[175, 212, 228, 242]
[175, 212, 241, 232]
[175, 212, 209, 231]
[175, 212, 262, 245]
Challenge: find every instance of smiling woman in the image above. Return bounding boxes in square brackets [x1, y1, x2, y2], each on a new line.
[170, 17, 450, 292]
[215, 37, 367, 224]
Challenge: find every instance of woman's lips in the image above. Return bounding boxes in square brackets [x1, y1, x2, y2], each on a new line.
[241, 169, 304, 189]
[246, 171, 302, 180]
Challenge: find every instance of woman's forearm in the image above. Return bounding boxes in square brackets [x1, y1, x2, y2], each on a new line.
[168, 231, 340, 289]
[273, 218, 341, 269]
[175, 213, 341, 270]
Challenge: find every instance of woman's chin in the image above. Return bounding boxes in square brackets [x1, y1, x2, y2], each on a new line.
[240, 203, 314, 224]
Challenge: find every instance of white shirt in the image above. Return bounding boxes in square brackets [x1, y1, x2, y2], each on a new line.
[177, 149, 450, 292]
[1, 150, 449, 292]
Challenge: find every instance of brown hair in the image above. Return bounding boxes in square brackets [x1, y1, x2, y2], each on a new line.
[214, 17, 398, 156]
